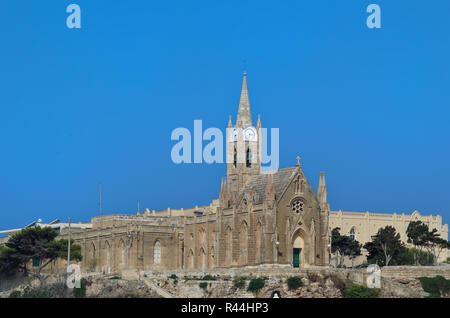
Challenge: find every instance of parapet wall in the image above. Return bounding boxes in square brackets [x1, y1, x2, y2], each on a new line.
[380, 265, 450, 280]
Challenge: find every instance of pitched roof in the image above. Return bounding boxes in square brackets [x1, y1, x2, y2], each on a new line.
[239, 167, 298, 204]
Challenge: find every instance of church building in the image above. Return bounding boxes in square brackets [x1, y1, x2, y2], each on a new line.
[1, 73, 447, 272]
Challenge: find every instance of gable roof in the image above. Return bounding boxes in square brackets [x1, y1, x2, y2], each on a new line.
[238, 167, 298, 205]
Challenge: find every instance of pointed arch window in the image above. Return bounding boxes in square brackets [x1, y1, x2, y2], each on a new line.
[246, 148, 252, 167]
[233, 147, 237, 168]
[154, 240, 161, 264]
[349, 228, 356, 241]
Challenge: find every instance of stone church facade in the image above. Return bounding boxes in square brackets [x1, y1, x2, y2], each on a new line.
[12, 73, 447, 273]
[57, 73, 331, 273]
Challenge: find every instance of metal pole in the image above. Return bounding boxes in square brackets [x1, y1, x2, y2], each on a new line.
[67, 217, 71, 268]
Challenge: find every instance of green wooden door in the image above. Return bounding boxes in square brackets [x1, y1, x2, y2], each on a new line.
[293, 248, 300, 268]
[32, 258, 40, 267]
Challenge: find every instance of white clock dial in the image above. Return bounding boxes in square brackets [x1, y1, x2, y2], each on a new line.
[243, 127, 257, 141]
[230, 128, 238, 141]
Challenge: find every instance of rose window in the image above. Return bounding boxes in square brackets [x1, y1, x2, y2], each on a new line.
[291, 199, 304, 213]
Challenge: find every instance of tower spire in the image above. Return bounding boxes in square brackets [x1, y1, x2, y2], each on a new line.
[317, 172, 328, 204]
[236, 72, 252, 127]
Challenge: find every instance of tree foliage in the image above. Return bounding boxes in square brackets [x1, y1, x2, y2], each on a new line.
[0, 227, 82, 285]
[345, 284, 381, 298]
[363, 226, 404, 266]
[407, 221, 449, 265]
[247, 278, 265, 294]
[418, 276, 450, 298]
[331, 227, 362, 267]
[287, 276, 303, 290]
[406, 221, 431, 265]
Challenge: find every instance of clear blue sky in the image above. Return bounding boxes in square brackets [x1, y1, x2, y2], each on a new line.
[1, 1, 449, 232]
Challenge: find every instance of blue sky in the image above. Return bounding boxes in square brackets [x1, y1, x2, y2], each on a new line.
[1, 1, 449, 232]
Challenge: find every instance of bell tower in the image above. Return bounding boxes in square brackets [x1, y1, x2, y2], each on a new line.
[226, 72, 261, 199]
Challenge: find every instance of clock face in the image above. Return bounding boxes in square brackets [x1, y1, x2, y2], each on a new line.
[230, 128, 238, 141]
[244, 127, 257, 141]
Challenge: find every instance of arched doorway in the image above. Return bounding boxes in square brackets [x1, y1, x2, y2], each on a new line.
[292, 234, 305, 268]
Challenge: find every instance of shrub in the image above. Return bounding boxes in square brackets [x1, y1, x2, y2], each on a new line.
[287, 276, 303, 290]
[168, 274, 178, 285]
[446, 257, 450, 264]
[233, 277, 247, 289]
[201, 274, 217, 281]
[9, 290, 21, 298]
[345, 284, 381, 298]
[306, 272, 322, 283]
[169, 274, 178, 280]
[199, 282, 208, 290]
[21, 286, 52, 298]
[73, 278, 87, 298]
[109, 276, 121, 280]
[419, 276, 450, 298]
[247, 278, 265, 294]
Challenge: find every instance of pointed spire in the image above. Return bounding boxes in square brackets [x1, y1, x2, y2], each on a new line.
[228, 115, 232, 128]
[317, 172, 323, 198]
[257, 114, 261, 129]
[317, 172, 328, 204]
[236, 72, 252, 127]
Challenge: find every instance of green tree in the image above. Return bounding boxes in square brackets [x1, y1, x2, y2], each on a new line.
[406, 221, 430, 265]
[0, 227, 82, 286]
[423, 230, 450, 265]
[331, 228, 362, 268]
[363, 226, 404, 266]
[395, 247, 434, 266]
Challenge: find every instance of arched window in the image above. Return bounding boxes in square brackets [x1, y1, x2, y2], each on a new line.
[154, 240, 161, 264]
[233, 147, 237, 167]
[246, 148, 252, 167]
[349, 228, 356, 241]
